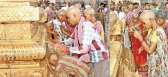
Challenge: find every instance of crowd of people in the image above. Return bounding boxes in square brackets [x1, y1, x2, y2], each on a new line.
[37, 0, 168, 76]
[110, 0, 168, 77]
[40, 0, 109, 77]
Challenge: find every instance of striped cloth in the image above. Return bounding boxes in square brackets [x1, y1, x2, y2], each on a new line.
[56, 56, 90, 77]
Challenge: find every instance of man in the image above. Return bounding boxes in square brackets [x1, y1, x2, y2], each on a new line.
[144, 2, 150, 10]
[151, 2, 161, 13]
[97, 3, 104, 12]
[53, 7, 109, 77]
[133, 2, 142, 14]
[114, 6, 126, 19]
[61, 0, 69, 11]
[46, 4, 55, 21]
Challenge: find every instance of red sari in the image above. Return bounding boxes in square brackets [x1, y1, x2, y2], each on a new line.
[131, 23, 147, 67]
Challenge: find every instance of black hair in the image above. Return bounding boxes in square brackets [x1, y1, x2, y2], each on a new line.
[152, 2, 157, 7]
[119, 6, 122, 11]
[156, 10, 168, 19]
[100, 3, 104, 6]
[145, 2, 149, 5]
[104, 4, 107, 7]
[133, 2, 139, 6]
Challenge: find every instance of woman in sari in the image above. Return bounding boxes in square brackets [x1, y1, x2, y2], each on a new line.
[133, 10, 168, 77]
[155, 10, 168, 39]
[128, 13, 147, 68]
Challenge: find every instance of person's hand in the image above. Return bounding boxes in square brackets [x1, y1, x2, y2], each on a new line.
[52, 31, 58, 35]
[133, 30, 142, 40]
[45, 58, 50, 67]
[129, 26, 134, 32]
[138, 46, 143, 54]
[53, 40, 64, 44]
[54, 44, 67, 53]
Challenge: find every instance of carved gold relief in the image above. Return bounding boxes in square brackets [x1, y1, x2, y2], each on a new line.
[0, 2, 30, 6]
[0, 67, 46, 77]
[0, 7, 40, 22]
[0, 23, 31, 40]
[0, 42, 45, 61]
[110, 41, 123, 77]
[110, 19, 126, 35]
[0, 0, 47, 76]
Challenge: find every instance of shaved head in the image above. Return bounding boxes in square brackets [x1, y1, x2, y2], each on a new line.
[83, 7, 95, 23]
[83, 7, 94, 15]
[56, 9, 66, 16]
[140, 10, 155, 22]
[66, 6, 81, 25]
[56, 9, 66, 22]
[48, 53, 58, 65]
[140, 10, 155, 28]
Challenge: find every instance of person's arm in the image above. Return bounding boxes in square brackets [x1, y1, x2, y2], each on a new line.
[64, 0, 68, 6]
[139, 35, 157, 54]
[46, 23, 58, 35]
[156, 2, 161, 9]
[60, 25, 71, 37]
[55, 23, 93, 54]
[142, 27, 148, 37]
[46, 59, 57, 75]
[134, 30, 157, 55]
[48, 64, 57, 75]
[66, 24, 93, 54]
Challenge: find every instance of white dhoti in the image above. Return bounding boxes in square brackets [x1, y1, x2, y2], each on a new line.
[122, 26, 131, 49]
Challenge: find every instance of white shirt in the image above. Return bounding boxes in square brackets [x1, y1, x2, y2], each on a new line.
[44, 7, 49, 12]
[114, 10, 125, 19]
[102, 8, 108, 13]
[49, 20, 66, 41]
[61, 5, 69, 11]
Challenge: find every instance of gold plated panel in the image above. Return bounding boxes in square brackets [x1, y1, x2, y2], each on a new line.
[0, 42, 45, 61]
[0, 68, 47, 77]
[0, 23, 31, 40]
[0, 7, 40, 22]
[0, 2, 30, 6]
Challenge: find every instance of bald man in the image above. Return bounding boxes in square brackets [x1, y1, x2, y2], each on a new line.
[134, 10, 168, 77]
[84, 8, 104, 41]
[46, 4, 55, 21]
[54, 6, 109, 77]
[83, 8, 108, 77]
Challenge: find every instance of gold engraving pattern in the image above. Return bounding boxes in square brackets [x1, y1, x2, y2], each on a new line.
[0, 23, 31, 40]
[0, 2, 30, 7]
[0, 7, 39, 22]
